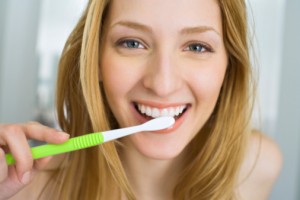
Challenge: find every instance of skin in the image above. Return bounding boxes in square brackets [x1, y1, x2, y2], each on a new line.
[0, 0, 282, 199]
[0, 123, 69, 199]
[236, 131, 282, 200]
[100, 0, 227, 199]
[101, 1, 282, 199]
[100, 0, 227, 160]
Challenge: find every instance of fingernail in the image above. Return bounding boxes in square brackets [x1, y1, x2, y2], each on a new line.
[58, 132, 69, 137]
[21, 171, 31, 184]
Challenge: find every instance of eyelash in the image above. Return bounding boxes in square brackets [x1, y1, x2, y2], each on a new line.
[116, 39, 214, 53]
[183, 43, 214, 53]
[116, 39, 145, 49]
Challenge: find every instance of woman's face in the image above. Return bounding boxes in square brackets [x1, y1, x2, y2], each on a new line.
[100, 0, 227, 160]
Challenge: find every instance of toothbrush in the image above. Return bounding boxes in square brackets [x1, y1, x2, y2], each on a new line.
[5, 116, 175, 165]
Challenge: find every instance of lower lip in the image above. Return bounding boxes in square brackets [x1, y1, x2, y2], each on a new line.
[131, 104, 189, 134]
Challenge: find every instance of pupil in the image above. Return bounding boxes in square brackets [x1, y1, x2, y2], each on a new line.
[190, 45, 202, 51]
[128, 40, 138, 48]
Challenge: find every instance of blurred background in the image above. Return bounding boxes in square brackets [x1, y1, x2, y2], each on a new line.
[0, 0, 299, 199]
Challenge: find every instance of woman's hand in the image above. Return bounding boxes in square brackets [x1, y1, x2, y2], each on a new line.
[0, 122, 69, 200]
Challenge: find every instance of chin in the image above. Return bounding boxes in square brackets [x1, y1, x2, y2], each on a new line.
[125, 133, 188, 161]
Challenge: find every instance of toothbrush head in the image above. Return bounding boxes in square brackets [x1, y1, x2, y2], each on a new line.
[140, 117, 175, 131]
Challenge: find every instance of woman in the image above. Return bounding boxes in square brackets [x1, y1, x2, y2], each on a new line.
[0, 0, 282, 199]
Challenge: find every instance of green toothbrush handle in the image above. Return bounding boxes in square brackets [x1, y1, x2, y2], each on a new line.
[5, 132, 104, 165]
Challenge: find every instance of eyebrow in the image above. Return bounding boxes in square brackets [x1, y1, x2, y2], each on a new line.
[180, 26, 221, 36]
[110, 21, 153, 34]
[111, 21, 220, 36]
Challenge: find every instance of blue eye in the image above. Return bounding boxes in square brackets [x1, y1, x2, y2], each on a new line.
[189, 44, 205, 52]
[119, 39, 144, 49]
[184, 43, 212, 53]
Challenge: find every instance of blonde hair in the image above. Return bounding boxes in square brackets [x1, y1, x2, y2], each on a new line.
[44, 0, 254, 199]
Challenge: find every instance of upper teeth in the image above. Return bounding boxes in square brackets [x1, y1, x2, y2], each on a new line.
[137, 103, 187, 118]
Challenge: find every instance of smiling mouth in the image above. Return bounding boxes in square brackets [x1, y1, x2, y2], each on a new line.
[134, 102, 189, 120]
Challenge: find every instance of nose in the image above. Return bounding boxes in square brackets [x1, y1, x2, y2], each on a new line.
[142, 52, 182, 97]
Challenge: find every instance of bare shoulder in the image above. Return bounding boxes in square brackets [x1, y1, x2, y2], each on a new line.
[236, 130, 283, 200]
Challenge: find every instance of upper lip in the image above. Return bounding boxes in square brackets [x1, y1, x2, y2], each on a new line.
[133, 100, 189, 109]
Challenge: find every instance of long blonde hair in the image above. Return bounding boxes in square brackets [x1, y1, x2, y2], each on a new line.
[45, 0, 254, 199]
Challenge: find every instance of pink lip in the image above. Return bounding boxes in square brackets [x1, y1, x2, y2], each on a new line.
[135, 100, 188, 109]
[131, 102, 189, 134]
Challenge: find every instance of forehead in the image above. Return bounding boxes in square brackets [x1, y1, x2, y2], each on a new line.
[106, 0, 222, 35]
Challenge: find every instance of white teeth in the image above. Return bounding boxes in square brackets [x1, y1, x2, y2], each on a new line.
[169, 108, 175, 117]
[175, 107, 180, 116]
[136, 103, 187, 118]
[141, 105, 146, 114]
[152, 108, 160, 118]
[161, 109, 168, 116]
[146, 107, 151, 116]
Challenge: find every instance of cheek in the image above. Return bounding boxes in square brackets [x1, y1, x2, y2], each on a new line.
[188, 65, 226, 117]
[100, 56, 140, 102]
[192, 69, 225, 98]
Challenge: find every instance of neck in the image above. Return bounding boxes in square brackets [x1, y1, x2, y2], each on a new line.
[119, 144, 187, 200]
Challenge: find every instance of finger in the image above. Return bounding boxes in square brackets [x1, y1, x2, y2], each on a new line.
[0, 166, 26, 200]
[3, 129, 33, 184]
[22, 122, 69, 144]
[0, 148, 8, 183]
